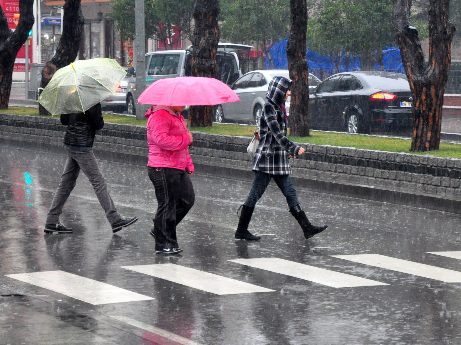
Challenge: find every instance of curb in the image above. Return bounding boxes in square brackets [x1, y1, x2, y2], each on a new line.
[195, 160, 461, 215]
[1, 113, 460, 215]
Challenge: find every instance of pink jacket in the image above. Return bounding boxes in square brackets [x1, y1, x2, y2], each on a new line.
[145, 106, 194, 173]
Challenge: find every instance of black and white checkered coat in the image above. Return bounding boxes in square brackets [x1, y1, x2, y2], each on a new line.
[252, 77, 300, 175]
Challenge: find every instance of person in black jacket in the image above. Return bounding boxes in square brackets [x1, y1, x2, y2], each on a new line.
[44, 103, 138, 234]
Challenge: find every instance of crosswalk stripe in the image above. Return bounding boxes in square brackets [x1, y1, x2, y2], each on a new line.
[229, 258, 388, 288]
[332, 254, 461, 283]
[6, 271, 153, 305]
[428, 251, 461, 260]
[122, 264, 274, 295]
[109, 315, 203, 345]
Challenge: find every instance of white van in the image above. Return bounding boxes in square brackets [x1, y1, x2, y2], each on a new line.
[145, 47, 244, 86]
[103, 44, 251, 115]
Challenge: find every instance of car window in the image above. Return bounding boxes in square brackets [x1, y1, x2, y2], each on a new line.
[147, 54, 180, 75]
[361, 74, 410, 90]
[267, 71, 290, 81]
[308, 74, 321, 87]
[316, 75, 340, 93]
[217, 54, 240, 85]
[338, 75, 362, 91]
[247, 73, 264, 88]
[233, 73, 253, 90]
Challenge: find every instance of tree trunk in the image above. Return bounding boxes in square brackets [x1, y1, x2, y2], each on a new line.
[286, 0, 309, 136]
[394, 0, 455, 151]
[0, 0, 34, 109]
[189, 0, 219, 127]
[39, 0, 84, 115]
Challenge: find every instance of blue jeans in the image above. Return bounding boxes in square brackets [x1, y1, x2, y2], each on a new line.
[244, 171, 299, 209]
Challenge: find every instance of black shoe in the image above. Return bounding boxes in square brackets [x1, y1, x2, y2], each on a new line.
[156, 247, 182, 255]
[44, 223, 73, 234]
[150, 229, 182, 253]
[154, 245, 182, 254]
[112, 217, 138, 233]
[235, 230, 261, 241]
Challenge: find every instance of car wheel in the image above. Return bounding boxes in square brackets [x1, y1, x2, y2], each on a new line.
[253, 104, 263, 125]
[127, 94, 136, 115]
[214, 105, 224, 123]
[347, 113, 359, 134]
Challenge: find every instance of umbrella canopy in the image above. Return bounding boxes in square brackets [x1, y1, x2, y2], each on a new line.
[137, 76, 239, 106]
[38, 58, 126, 115]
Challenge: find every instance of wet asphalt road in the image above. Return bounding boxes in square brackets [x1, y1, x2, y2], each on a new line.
[1, 139, 461, 345]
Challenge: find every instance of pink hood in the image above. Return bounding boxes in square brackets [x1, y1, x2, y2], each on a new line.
[145, 106, 194, 173]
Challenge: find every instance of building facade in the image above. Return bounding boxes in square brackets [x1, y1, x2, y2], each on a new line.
[42, 0, 124, 64]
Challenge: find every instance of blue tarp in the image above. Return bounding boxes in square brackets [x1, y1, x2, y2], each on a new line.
[265, 39, 405, 78]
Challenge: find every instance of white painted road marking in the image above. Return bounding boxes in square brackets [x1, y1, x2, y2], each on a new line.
[6, 271, 153, 305]
[110, 315, 203, 345]
[229, 258, 388, 288]
[428, 251, 461, 260]
[122, 264, 274, 295]
[332, 254, 461, 283]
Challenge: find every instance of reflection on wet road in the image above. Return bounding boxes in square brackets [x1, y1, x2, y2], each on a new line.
[1, 139, 461, 345]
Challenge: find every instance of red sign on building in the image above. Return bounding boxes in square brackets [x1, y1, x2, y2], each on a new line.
[156, 24, 182, 50]
[0, 0, 33, 72]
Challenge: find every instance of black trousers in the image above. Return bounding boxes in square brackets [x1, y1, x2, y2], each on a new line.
[148, 167, 195, 249]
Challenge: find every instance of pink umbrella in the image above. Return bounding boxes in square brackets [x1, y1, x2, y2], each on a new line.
[137, 76, 239, 106]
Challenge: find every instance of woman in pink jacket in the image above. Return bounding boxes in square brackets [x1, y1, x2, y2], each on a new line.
[146, 105, 195, 255]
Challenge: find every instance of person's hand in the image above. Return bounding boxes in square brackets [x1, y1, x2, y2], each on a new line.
[297, 147, 305, 155]
[188, 132, 193, 144]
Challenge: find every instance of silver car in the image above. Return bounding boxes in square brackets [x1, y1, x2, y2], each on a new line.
[215, 69, 321, 124]
[101, 68, 136, 114]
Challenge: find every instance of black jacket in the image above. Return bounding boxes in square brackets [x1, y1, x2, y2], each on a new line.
[61, 104, 104, 148]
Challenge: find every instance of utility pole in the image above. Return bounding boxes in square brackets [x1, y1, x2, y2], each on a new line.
[25, 37, 29, 99]
[134, 0, 146, 119]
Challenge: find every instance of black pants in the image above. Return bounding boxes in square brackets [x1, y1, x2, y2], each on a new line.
[148, 167, 195, 249]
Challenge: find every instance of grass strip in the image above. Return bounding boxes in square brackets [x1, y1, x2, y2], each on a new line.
[2, 107, 460, 158]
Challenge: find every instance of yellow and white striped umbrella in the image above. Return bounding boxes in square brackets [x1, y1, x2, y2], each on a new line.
[38, 58, 126, 115]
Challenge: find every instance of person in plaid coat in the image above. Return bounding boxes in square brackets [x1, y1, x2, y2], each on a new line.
[235, 76, 328, 241]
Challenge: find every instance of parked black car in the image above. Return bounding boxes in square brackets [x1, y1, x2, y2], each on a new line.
[309, 71, 413, 134]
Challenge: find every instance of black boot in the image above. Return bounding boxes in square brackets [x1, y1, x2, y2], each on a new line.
[289, 205, 327, 239]
[235, 205, 261, 241]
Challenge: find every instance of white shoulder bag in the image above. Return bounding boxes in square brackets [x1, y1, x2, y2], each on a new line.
[247, 131, 260, 157]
